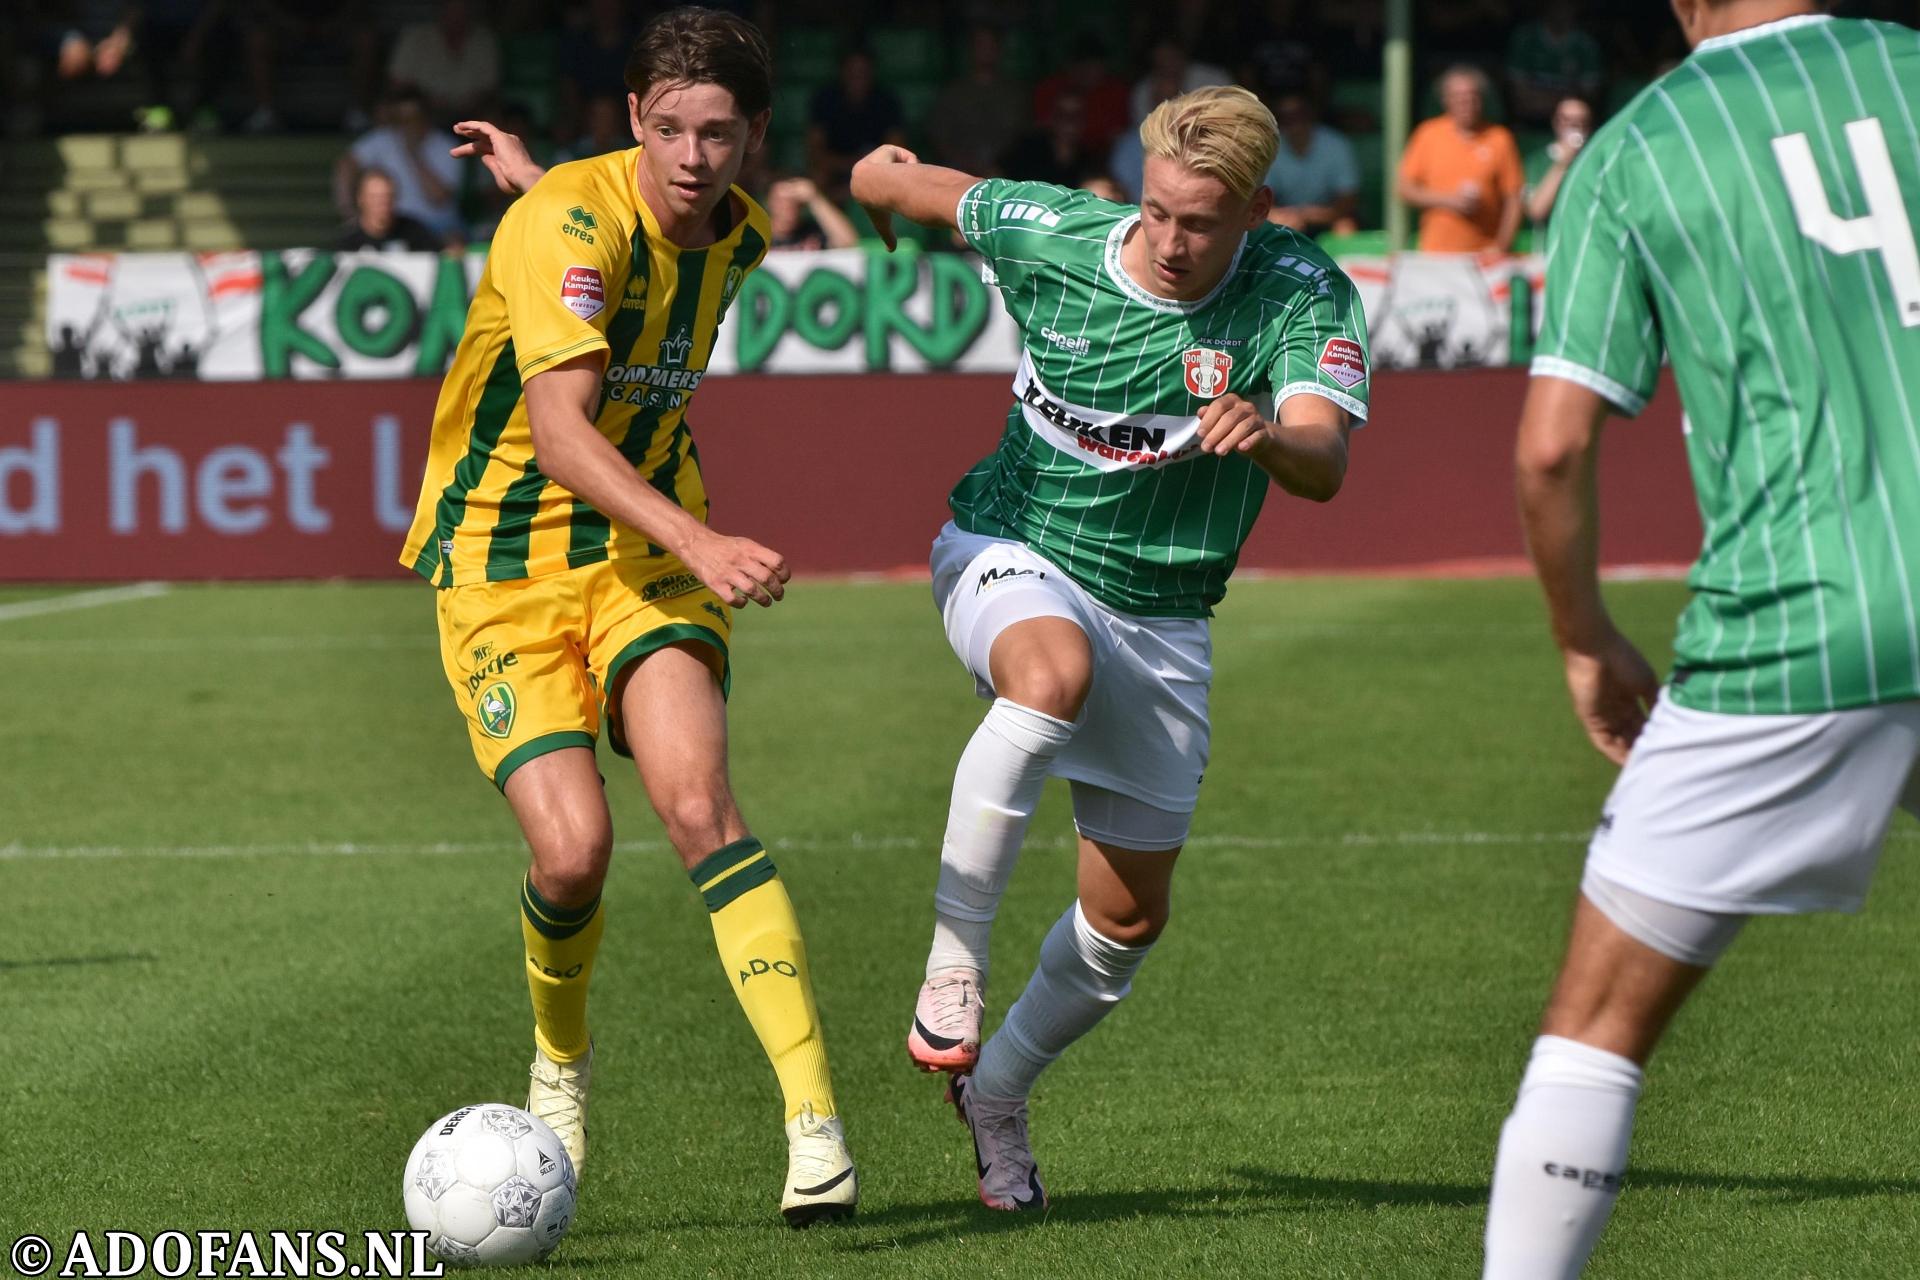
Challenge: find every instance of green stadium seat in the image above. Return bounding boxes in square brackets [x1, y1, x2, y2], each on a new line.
[778, 26, 841, 83]
[870, 26, 946, 84]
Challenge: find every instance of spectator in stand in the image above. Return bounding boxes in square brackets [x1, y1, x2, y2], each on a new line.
[125, 0, 234, 132]
[1031, 34, 1129, 156]
[338, 167, 443, 252]
[1129, 38, 1230, 127]
[1397, 65, 1523, 256]
[1234, 0, 1329, 107]
[1524, 95, 1592, 227]
[336, 88, 465, 247]
[766, 176, 860, 251]
[389, 0, 499, 123]
[1107, 62, 1182, 202]
[1264, 90, 1359, 236]
[807, 48, 906, 199]
[927, 26, 1028, 177]
[1507, 0, 1604, 128]
[237, 1, 379, 133]
[1000, 86, 1103, 188]
[555, 0, 632, 144]
[46, 1, 135, 83]
[554, 92, 628, 163]
[1078, 174, 1126, 204]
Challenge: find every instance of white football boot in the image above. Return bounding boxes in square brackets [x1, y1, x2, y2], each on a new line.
[947, 1073, 1048, 1212]
[527, 1043, 591, 1176]
[782, 1102, 858, 1227]
[907, 968, 985, 1073]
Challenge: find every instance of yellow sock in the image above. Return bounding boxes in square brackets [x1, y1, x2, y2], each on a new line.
[520, 874, 604, 1063]
[691, 838, 838, 1122]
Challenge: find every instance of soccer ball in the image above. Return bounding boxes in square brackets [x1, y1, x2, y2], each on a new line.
[403, 1104, 576, 1266]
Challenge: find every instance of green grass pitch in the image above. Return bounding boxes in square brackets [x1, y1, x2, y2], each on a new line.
[4, 577, 1917, 1279]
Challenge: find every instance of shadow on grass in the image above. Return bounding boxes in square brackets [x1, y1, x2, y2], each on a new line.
[0, 951, 156, 972]
[548, 1163, 1920, 1264]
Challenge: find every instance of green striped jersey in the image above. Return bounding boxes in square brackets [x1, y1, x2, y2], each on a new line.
[1535, 14, 1920, 714]
[951, 179, 1371, 618]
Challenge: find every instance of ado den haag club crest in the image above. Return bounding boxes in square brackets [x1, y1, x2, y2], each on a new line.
[479, 682, 517, 739]
[1182, 347, 1233, 399]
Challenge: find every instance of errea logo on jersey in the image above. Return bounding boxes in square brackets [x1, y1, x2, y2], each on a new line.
[999, 201, 1062, 228]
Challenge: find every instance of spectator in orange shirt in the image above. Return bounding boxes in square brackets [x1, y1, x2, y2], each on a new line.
[1397, 65, 1524, 255]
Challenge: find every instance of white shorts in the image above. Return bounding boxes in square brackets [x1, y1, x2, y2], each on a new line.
[930, 522, 1211, 815]
[1588, 694, 1920, 914]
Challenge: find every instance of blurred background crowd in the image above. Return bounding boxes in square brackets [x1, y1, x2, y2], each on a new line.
[4, 0, 1914, 255]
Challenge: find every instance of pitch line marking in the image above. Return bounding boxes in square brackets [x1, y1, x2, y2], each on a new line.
[0, 582, 169, 623]
[6, 828, 1915, 861]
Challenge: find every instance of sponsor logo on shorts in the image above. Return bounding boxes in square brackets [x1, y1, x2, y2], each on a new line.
[701, 601, 728, 622]
[466, 649, 520, 695]
[1040, 326, 1090, 356]
[1318, 337, 1367, 389]
[1182, 347, 1233, 399]
[561, 265, 605, 320]
[641, 571, 704, 604]
[977, 565, 1046, 594]
[478, 682, 517, 739]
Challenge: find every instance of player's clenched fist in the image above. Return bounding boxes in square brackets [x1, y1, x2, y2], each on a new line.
[683, 529, 791, 608]
[1196, 394, 1274, 456]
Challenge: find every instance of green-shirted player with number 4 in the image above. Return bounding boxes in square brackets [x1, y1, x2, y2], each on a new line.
[1484, 5, 1920, 1277]
[850, 86, 1371, 1211]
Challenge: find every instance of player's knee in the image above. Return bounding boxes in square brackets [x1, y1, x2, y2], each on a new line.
[529, 830, 612, 907]
[1001, 661, 1091, 721]
[654, 788, 738, 859]
[1083, 900, 1169, 948]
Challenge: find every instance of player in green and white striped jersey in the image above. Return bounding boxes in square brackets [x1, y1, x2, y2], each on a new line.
[850, 87, 1368, 1211]
[1486, 6, 1920, 1276]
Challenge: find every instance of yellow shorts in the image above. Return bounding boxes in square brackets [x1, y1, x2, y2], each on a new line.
[434, 556, 733, 789]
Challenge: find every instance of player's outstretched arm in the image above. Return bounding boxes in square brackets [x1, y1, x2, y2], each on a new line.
[452, 120, 547, 195]
[1517, 375, 1659, 764]
[849, 145, 979, 251]
[524, 356, 790, 608]
[1197, 392, 1349, 502]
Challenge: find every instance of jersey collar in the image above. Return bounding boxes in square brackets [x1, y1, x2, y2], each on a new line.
[1102, 215, 1246, 314]
[1692, 12, 1831, 56]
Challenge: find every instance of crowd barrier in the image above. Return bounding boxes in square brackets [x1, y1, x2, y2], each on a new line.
[0, 369, 1698, 582]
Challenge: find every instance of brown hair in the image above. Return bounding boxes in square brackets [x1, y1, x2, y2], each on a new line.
[624, 6, 773, 120]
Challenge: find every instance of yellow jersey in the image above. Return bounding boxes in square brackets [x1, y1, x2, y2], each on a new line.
[401, 147, 770, 586]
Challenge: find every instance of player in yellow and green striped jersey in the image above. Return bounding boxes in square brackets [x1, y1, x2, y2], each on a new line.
[402, 6, 856, 1228]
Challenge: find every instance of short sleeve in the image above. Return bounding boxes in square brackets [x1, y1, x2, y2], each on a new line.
[1495, 129, 1525, 199]
[1398, 122, 1432, 187]
[1530, 142, 1662, 416]
[955, 177, 1098, 295]
[1268, 261, 1371, 423]
[491, 184, 620, 381]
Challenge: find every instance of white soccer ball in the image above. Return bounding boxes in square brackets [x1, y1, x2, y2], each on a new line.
[403, 1104, 577, 1266]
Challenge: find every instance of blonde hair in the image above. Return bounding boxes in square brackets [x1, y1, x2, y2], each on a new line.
[1138, 85, 1279, 201]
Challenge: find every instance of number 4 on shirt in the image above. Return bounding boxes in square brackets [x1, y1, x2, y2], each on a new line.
[1773, 116, 1920, 328]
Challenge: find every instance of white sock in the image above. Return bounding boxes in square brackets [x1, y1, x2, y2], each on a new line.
[925, 698, 1076, 982]
[969, 900, 1153, 1100]
[1483, 1035, 1644, 1280]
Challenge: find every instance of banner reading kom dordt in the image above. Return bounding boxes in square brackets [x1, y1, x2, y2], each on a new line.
[45, 249, 1544, 379]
